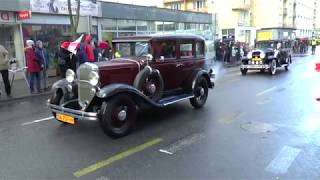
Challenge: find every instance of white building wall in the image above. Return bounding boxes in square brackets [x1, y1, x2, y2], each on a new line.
[295, 0, 315, 38]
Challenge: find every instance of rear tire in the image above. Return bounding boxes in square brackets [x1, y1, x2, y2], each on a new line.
[99, 94, 137, 138]
[190, 76, 209, 109]
[260, 69, 265, 73]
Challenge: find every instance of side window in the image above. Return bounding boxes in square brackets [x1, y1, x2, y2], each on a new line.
[154, 41, 176, 59]
[196, 41, 204, 57]
[180, 42, 193, 58]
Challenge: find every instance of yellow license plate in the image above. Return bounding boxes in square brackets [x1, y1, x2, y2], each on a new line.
[254, 58, 261, 61]
[56, 113, 75, 124]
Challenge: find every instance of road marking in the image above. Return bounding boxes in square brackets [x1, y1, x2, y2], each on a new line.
[73, 138, 163, 178]
[21, 116, 54, 126]
[265, 146, 301, 175]
[256, 86, 277, 97]
[159, 133, 205, 155]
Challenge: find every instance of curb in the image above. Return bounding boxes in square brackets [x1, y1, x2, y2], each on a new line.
[0, 91, 52, 104]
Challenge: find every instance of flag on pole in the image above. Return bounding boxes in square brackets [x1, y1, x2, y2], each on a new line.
[68, 34, 84, 55]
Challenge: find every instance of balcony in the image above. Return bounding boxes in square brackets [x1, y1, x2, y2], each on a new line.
[232, 4, 251, 11]
[164, 0, 184, 3]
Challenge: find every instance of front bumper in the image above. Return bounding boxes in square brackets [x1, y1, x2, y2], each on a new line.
[240, 64, 270, 69]
[48, 100, 98, 121]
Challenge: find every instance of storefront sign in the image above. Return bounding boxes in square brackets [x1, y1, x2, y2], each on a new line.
[0, 11, 15, 23]
[30, 0, 99, 17]
[18, 11, 32, 20]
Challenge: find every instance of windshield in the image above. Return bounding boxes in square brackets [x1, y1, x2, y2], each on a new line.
[113, 42, 151, 58]
[255, 42, 276, 49]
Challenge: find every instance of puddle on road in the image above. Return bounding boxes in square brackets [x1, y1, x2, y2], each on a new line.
[241, 121, 278, 134]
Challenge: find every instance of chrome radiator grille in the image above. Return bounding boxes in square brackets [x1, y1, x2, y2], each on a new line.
[77, 63, 99, 108]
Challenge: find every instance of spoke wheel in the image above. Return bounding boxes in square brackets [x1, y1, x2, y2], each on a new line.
[99, 94, 137, 138]
[190, 76, 209, 109]
[269, 60, 277, 75]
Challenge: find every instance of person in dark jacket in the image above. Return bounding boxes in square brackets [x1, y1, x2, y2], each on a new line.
[0, 44, 11, 96]
[25, 40, 41, 93]
[58, 41, 71, 78]
[35, 40, 50, 91]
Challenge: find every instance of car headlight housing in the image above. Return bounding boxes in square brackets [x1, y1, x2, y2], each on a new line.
[89, 71, 99, 86]
[66, 69, 75, 83]
[260, 52, 266, 58]
[247, 52, 252, 59]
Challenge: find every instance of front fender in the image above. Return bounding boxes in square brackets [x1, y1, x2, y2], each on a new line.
[51, 79, 77, 102]
[96, 84, 161, 109]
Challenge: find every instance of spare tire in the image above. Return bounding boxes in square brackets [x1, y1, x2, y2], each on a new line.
[133, 66, 164, 102]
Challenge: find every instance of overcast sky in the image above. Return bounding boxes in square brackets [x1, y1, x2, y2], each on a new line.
[101, 0, 163, 7]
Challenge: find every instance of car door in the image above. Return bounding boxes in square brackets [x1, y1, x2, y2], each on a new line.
[150, 40, 181, 90]
[177, 39, 197, 88]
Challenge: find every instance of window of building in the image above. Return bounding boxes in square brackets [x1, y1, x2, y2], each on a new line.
[175, 23, 185, 31]
[196, 41, 205, 57]
[117, 19, 136, 31]
[171, 3, 181, 10]
[101, 19, 117, 31]
[180, 42, 193, 58]
[136, 21, 148, 31]
[163, 22, 175, 32]
[193, 0, 206, 10]
[154, 41, 176, 59]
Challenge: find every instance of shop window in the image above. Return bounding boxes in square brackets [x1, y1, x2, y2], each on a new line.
[118, 32, 136, 37]
[101, 19, 117, 31]
[155, 21, 164, 32]
[180, 42, 193, 58]
[154, 41, 176, 59]
[163, 22, 175, 32]
[117, 19, 136, 31]
[137, 21, 148, 31]
[175, 23, 185, 31]
[196, 41, 204, 57]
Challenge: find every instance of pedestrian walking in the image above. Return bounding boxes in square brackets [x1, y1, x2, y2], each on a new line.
[0, 44, 11, 97]
[35, 40, 50, 91]
[93, 41, 100, 62]
[25, 40, 41, 94]
[311, 38, 317, 55]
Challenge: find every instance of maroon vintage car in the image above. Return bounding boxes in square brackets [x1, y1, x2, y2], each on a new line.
[48, 34, 214, 138]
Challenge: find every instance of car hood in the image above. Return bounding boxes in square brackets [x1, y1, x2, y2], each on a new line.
[94, 58, 142, 70]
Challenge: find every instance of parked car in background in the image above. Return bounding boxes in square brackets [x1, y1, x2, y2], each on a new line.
[48, 34, 215, 138]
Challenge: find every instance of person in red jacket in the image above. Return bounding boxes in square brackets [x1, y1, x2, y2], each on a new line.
[84, 34, 95, 62]
[25, 40, 42, 94]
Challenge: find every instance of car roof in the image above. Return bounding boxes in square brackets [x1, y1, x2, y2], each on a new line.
[112, 34, 205, 43]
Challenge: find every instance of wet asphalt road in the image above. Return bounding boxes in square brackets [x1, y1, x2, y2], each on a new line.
[0, 51, 320, 179]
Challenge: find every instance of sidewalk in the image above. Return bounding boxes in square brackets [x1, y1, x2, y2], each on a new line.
[0, 77, 58, 103]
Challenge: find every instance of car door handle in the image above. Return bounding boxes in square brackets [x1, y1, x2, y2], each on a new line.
[176, 63, 183, 68]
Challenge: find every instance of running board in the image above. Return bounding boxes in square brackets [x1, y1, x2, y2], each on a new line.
[158, 94, 194, 106]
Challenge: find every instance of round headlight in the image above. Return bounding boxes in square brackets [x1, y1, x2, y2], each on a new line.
[260, 52, 266, 58]
[66, 69, 75, 83]
[247, 52, 252, 59]
[89, 71, 99, 86]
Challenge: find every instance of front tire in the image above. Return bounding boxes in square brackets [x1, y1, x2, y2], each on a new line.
[50, 89, 67, 124]
[99, 94, 137, 138]
[190, 76, 209, 109]
[241, 68, 248, 75]
[269, 59, 277, 75]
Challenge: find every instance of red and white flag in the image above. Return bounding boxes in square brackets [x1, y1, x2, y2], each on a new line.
[68, 34, 84, 54]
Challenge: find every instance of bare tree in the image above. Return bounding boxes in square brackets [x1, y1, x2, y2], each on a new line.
[67, 0, 81, 39]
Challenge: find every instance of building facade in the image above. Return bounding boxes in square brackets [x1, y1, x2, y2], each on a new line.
[164, 0, 256, 45]
[0, 0, 215, 79]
